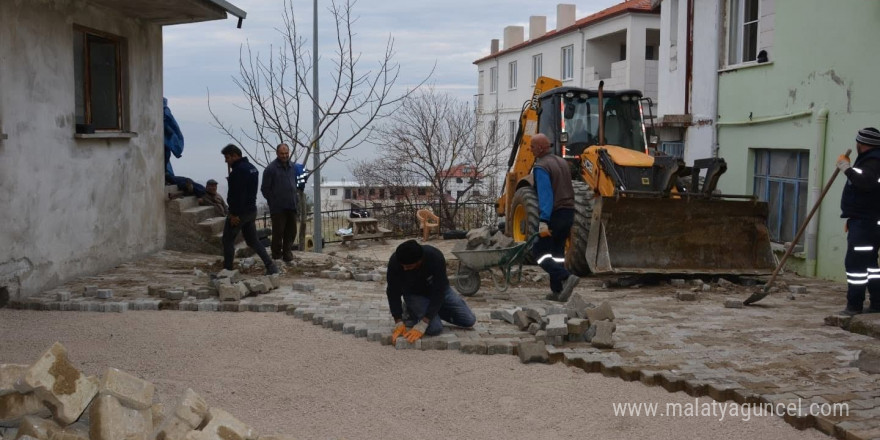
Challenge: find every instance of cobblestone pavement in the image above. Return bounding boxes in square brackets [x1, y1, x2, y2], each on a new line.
[7, 246, 880, 440]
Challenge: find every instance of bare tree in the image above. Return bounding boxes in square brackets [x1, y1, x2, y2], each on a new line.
[209, 0, 429, 245]
[369, 88, 501, 229]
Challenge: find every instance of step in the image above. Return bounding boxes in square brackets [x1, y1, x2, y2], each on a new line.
[182, 205, 217, 224]
[167, 195, 198, 213]
[164, 184, 183, 200]
[198, 217, 226, 236]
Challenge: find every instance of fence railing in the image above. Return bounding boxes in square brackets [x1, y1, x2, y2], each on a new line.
[258, 202, 498, 245]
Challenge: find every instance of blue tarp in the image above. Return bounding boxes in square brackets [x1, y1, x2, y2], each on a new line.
[163, 97, 184, 176]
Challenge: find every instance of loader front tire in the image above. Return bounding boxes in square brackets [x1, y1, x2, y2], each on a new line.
[565, 181, 594, 277]
[510, 186, 539, 263]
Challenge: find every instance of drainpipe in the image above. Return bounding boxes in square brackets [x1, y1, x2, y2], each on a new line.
[805, 108, 829, 277]
[579, 28, 586, 86]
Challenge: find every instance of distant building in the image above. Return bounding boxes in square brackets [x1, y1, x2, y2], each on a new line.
[437, 164, 490, 202]
[320, 180, 435, 214]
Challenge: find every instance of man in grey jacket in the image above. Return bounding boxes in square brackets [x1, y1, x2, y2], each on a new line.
[261, 143, 304, 262]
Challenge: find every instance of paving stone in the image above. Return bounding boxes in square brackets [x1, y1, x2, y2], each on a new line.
[394, 338, 416, 350]
[585, 301, 615, 322]
[591, 321, 616, 349]
[527, 322, 541, 335]
[724, 299, 744, 308]
[517, 341, 549, 364]
[55, 292, 71, 302]
[147, 285, 163, 296]
[499, 307, 522, 324]
[166, 290, 185, 301]
[459, 341, 487, 355]
[216, 269, 241, 283]
[544, 314, 568, 337]
[512, 310, 531, 330]
[676, 291, 697, 301]
[0, 365, 28, 397]
[487, 341, 514, 355]
[187, 407, 255, 440]
[99, 367, 154, 410]
[16, 342, 99, 425]
[290, 282, 315, 292]
[0, 392, 52, 426]
[522, 307, 545, 322]
[789, 285, 807, 294]
[16, 415, 89, 440]
[83, 286, 98, 297]
[89, 394, 152, 440]
[244, 280, 268, 295]
[565, 293, 594, 318]
[153, 388, 208, 440]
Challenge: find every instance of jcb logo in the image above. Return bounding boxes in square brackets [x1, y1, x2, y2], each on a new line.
[641, 177, 650, 185]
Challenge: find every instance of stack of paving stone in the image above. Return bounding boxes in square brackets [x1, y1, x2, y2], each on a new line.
[0, 342, 292, 440]
[463, 227, 514, 250]
[210, 269, 281, 302]
[493, 293, 618, 352]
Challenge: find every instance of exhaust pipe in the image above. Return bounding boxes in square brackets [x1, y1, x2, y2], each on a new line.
[597, 80, 605, 146]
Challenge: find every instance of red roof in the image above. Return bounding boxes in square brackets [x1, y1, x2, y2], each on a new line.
[473, 0, 657, 65]
[438, 164, 483, 179]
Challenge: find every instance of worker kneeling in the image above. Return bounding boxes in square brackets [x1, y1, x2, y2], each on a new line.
[387, 240, 477, 343]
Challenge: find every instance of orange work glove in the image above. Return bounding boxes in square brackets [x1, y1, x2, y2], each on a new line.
[836, 154, 851, 172]
[538, 222, 551, 238]
[391, 322, 407, 341]
[404, 321, 429, 343]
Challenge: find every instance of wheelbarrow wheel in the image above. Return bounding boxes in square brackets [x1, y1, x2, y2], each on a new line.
[456, 266, 481, 296]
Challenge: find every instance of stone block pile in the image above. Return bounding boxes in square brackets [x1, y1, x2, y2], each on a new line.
[492, 293, 618, 355]
[318, 255, 385, 282]
[464, 227, 515, 250]
[0, 342, 292, 440]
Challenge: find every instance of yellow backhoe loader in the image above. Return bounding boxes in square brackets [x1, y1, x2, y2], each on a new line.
[496, 77, 775, 276]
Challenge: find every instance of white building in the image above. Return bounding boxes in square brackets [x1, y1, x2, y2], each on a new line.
[474, 1, 660, 154]
[0, 0, 245, 300]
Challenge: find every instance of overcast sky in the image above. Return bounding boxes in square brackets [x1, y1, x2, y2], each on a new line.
[162, 0, 621, 187]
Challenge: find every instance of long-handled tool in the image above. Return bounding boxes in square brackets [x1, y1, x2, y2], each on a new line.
[744, 149, 852, 305]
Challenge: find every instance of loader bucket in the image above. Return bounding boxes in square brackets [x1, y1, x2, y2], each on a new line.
[584, 197, 776, 275]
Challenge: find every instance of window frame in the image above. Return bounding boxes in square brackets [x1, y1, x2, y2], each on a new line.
[531, 54, 542, 85]
[727, 0, 760, 66]
[508, 61, 517, 90]
[73, 25, 126, 133]
[752, 148, 809, 245]
[561, 45, 574, 80]
[489, 66, 498, 94]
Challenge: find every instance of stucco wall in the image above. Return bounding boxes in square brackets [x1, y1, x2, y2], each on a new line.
[716, 0, 880, 281]
[0, 1, 165, 298]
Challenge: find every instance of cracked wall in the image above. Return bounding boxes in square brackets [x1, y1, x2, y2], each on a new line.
[0, 1, 166, 298]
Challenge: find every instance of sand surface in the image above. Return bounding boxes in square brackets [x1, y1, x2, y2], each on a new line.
[0, 309, 830, 439]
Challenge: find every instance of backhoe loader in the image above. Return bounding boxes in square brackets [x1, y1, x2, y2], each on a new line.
[496, 77, 775, 276]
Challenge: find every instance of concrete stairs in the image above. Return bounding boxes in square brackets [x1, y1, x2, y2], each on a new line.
[164, 185, 247, 256]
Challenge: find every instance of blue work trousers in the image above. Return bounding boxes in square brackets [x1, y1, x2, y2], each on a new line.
[403, 287, 476, 335]
[532, 208, 574, 293]
[845, 218, 880, 312]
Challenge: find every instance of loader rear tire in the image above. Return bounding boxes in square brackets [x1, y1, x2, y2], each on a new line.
[565, 181, 594, 277]
[510, 186, 539, 263]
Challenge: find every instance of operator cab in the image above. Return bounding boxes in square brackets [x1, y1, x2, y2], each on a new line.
[536, 87, 647, 159]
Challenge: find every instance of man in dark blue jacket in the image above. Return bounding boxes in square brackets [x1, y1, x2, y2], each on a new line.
[261, 143, 304, 262]
[221, 144, 279, 275]
[837, 128, 880, 316]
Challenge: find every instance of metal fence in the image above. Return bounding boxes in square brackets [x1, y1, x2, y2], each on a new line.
[258, 202, 498, 245]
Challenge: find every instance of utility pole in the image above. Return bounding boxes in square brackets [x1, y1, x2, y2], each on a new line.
[311, 0, 322, 252]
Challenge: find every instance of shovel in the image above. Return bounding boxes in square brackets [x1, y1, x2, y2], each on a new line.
[744, 149, 852, 305]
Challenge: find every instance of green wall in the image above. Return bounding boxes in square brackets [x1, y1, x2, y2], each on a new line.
[716, 0, 880, 281]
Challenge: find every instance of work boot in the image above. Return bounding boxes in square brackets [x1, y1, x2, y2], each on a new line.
[557, 275, 581, 302]
[545, 291, 561, 301]
[283, 251, 294, 263]
[265, 264, 280, 276]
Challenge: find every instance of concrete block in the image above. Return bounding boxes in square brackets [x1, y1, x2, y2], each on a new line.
[166, 290, 185, 301]
[565, 293, 594, 318]
[153, 389, 208, 440]
[268, 274, 281, 289]
[147, 285, 163, 296]
[99, 368, 154, 410]
[107, 302, 128, 313]
[527, 322, 541, 335]
[55, 292, 71, 302]
[566, 318, 590, 336]
[96, 289, 113, 299]
[512, 310, 531, 330]
[244, 280, 268, 295]
[0, 365, 28, 397]
[676, 291, 697, 301]
[290, 282, 315, 292]
[585, 301, 615, 322]
[544, 314, 568, 337]
[83, 286, 98, 297]
[789, 285, 807, 294]
[16, 342, 99, 425]
[89, 394, 152, 440]
[394, 338, 416, 350]
[151, 403, 165, 429]
[458, 341, 487, 354]
[353, 273, 374, 282]
[500, 307, 522, 324]
[259, 276, 275, 291]
[522, 307, 546, 322]
[184, 407, 255, 440]
[487, 341, 514, 355]
[218, 284, 242, 302]
[591, 321, 616, 349]
[0, 392, 51, 426]
[584, 324, 597, 342]
[489, 310, 505, 320]
[724, 299, 744, 309]
[517, 341, 549, 364]
[16, 415, 89, 440]
[216, 269, 241, 283]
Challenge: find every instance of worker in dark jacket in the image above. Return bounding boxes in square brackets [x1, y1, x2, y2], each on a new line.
[386, 240, 476, 343]
[837, 128, 880, 315]
[531, 133, 580, 302]
[261, 143, 305, 262]
[220, 144, 279, 275]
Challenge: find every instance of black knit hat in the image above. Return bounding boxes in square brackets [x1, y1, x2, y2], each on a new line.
[856, 127, 880, 147]
[396, 240, 424, 265]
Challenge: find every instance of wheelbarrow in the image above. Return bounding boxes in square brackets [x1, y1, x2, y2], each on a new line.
[451, 233, 539, 296]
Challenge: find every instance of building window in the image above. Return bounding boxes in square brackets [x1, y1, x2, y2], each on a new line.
[620, 44, 627, 61]
[344, 188, 352, 199]
[488, 120, 497, 144]
[532, 54, 542, 84]
[489, 66, 498, 93]
[508, 120, 517, 145]
[728, 0, 759, 65]
[508, 61, 517, 90]
[417, 188, 426, 196]
[330, 188, 338, 196]
[753, 149, 809, 244]
[561, 45, 574, 80]
[74, 27, 125, 131]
